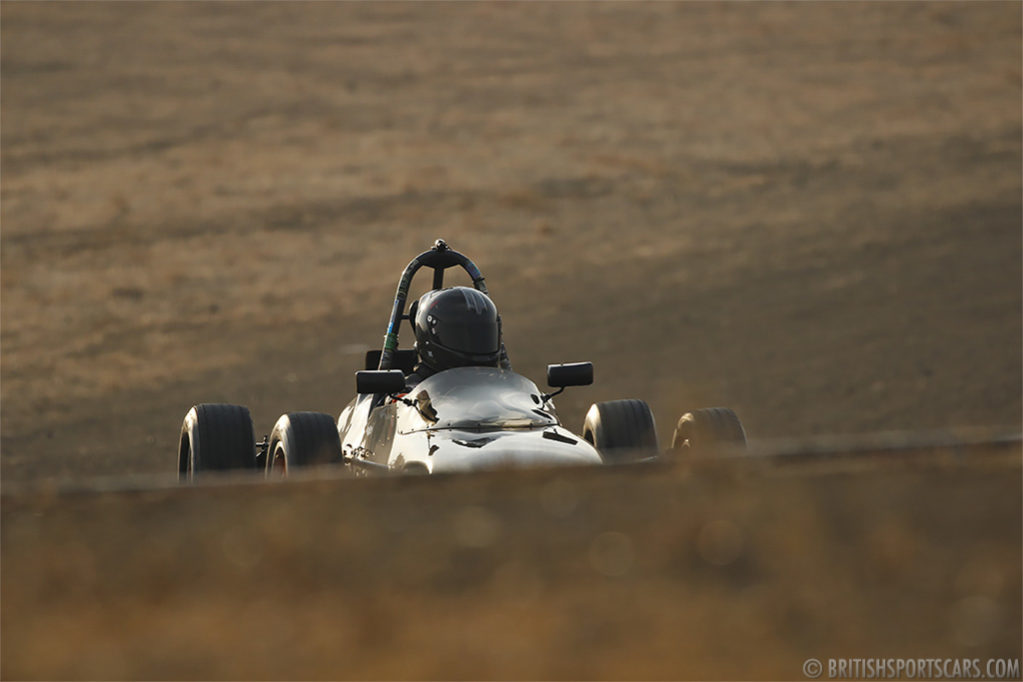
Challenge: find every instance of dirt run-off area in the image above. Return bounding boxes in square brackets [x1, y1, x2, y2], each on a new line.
[1, 2, 1021, 679]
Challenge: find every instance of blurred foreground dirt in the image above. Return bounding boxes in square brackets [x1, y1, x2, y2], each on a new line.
[3, 441, 1021, 680]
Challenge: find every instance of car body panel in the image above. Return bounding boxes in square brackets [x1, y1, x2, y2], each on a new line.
[338, 367, 602, 473]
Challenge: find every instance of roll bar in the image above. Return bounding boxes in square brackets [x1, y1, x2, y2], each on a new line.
[377, 239, 511, 371]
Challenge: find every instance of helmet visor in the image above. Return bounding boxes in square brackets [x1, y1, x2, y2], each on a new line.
[432, 318, 500, 356]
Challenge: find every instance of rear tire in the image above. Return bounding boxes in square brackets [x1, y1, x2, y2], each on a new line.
[178, 403, 257, 481]
[582, 399, 659, 464]
[670, 407, 747, 456]
[266, 412, 342, 476]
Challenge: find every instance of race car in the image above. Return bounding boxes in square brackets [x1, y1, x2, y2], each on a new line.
[178, 240, 747, 479]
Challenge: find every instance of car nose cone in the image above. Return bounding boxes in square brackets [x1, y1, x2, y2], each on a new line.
[429, 428, 602, 473]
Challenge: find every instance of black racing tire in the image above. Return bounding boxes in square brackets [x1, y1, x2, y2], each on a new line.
[670, 407, 747, 456]
[178, 403, 257, 480]
[582, 399, 659, 464]
[266, 412, 342, 476]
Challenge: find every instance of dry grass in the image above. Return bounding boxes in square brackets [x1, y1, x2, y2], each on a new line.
[3, 445, 1020, 680]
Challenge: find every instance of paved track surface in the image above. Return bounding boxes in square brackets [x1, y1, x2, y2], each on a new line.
[1, 3, 1020, 679]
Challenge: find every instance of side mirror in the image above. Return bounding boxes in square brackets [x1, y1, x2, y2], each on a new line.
[356, 369, 406, 395]
[547, 362, 593, 388]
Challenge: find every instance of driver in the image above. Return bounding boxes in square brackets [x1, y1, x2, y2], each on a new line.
[406, 286, 502, 386]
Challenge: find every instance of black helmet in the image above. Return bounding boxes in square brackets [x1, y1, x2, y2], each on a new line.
[413, 286, 501, 372]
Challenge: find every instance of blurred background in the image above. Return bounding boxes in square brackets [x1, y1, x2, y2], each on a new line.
[1, 2, 1020, 679]
[1, 2, 1020, 481]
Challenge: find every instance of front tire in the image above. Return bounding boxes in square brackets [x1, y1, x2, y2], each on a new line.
[266, 412, 343, 476]
[178, 403, 257, 481]
[670, 407, 747, 456]
[582, 399, 659, 464]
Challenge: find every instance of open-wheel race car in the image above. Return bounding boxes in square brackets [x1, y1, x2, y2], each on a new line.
[178, 240, 747, 479]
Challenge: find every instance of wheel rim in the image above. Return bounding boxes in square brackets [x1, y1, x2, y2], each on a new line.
[672, 414, 696, 452]
[672, 431, 693, 451]
[179, 435, 194, 481]
[270, 444, 288, 476]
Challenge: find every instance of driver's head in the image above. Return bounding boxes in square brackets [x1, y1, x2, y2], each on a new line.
[413, 286, 500, 372]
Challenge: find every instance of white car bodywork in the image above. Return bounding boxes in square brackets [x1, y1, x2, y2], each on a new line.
[338, 366, 603, 473]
